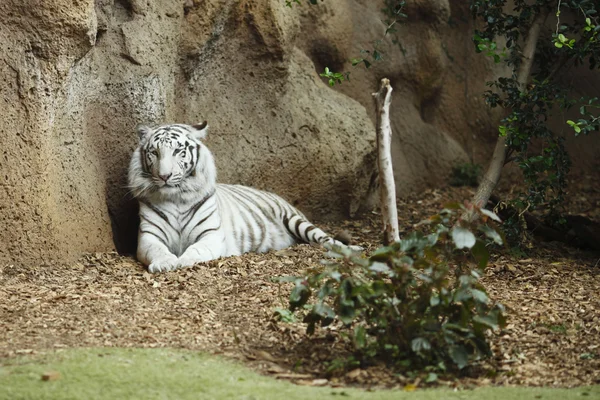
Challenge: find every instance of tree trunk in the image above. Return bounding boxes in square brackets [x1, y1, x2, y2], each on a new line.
[464, 9, 550, 221]
[373, 78, 400, 244]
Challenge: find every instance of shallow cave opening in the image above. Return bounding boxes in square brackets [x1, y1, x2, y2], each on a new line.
[113, 0, 135, 23]
[107, 195, 140, 257]
[309, 40, 346, 79]
[419, 86, 442, 124]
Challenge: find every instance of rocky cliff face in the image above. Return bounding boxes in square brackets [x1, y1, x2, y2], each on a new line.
[0, 0, 515, 266]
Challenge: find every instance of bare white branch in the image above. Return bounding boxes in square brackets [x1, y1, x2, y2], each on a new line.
[373, 78, 400, 244]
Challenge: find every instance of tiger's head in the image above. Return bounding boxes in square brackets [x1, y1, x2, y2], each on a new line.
[128, 122, 217, 200]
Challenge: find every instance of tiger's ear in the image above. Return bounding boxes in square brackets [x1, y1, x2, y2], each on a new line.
[136, 124, 152, 142]
[190, 121, 208, 140]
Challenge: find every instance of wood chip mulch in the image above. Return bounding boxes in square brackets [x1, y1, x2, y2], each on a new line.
[1, 185, 599, 389]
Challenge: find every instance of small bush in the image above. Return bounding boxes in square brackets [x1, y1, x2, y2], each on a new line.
[450, 163, 482, 187]
[278, 204, 506, 373]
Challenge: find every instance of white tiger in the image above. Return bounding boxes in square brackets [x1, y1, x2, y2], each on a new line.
[128, 121, 358, 273]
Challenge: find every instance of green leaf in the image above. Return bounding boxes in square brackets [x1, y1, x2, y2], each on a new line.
[426, 231, 440, 246]
[372, 280, 388, 296]
[398, 359, 411, 368]
[451, 226, 476, 249]
[411, 337, 432, 354]
[369, 245, 397, 261]
[471, 240, 490, 269]
[398, 255, 414, 267]
[272, 307, 296, 323]
[479, 225, 503, 245]
[459, 275, 473, 286]
[453, 287, 472, 302]
[471, 289, 489, 303]
[354, 325, 366, 349]
[317, 281, 334, 300]
[327, 270, 342, 282]
[400, 232, 427, 252]
[473, 314, 499, 330]
[449, 345, 469, 369]
[369, 262, 394, 276]
[425, 372, 438, 383]
[554, 42, 563, 49]
[290, 282, 310, 310]
[313, 302, 335, 322]
[416, 273, 433, 283]
[444, 323, 471, 333]
[338, 305, 356, 325]
[422, 320, 441, 332]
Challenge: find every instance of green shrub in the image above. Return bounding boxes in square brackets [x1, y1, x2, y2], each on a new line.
[278, 204, 506, 373]
[450, 163, 482, 187]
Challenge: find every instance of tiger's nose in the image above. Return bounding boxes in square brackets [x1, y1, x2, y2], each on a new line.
[158, 173, 172, 182]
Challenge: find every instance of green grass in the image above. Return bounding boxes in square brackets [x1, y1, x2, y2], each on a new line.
[0, 348, 597, 400]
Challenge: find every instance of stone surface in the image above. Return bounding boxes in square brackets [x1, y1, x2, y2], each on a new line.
[0, 0, 374, 265]
[1, 0, 597, 266]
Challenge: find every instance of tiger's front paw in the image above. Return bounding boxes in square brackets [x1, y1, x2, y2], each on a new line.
[176, 255, 203, 269]
[148, 254, 178, 273]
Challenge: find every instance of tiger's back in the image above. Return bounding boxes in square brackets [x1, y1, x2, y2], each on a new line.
[216, 184, 299, 256]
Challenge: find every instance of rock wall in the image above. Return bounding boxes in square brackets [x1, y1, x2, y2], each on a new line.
[3, 0, 594, 266]
[294, 0, 508, 193]
[0, 0, 379, 266]
[0, 0, 107, 266]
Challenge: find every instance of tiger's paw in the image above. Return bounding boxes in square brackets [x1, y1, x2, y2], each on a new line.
[148, 255, 178, 273]
[348, 244, 364, 252]
[176, 255, 202, 268]
[333, 241, 364, 252]
[324, 241, 364, 255]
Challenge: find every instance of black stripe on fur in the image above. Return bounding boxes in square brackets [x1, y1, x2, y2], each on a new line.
[140, 200, 171, 226]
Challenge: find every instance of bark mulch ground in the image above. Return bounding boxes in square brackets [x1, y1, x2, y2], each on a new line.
[1, 185, 599, 389]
